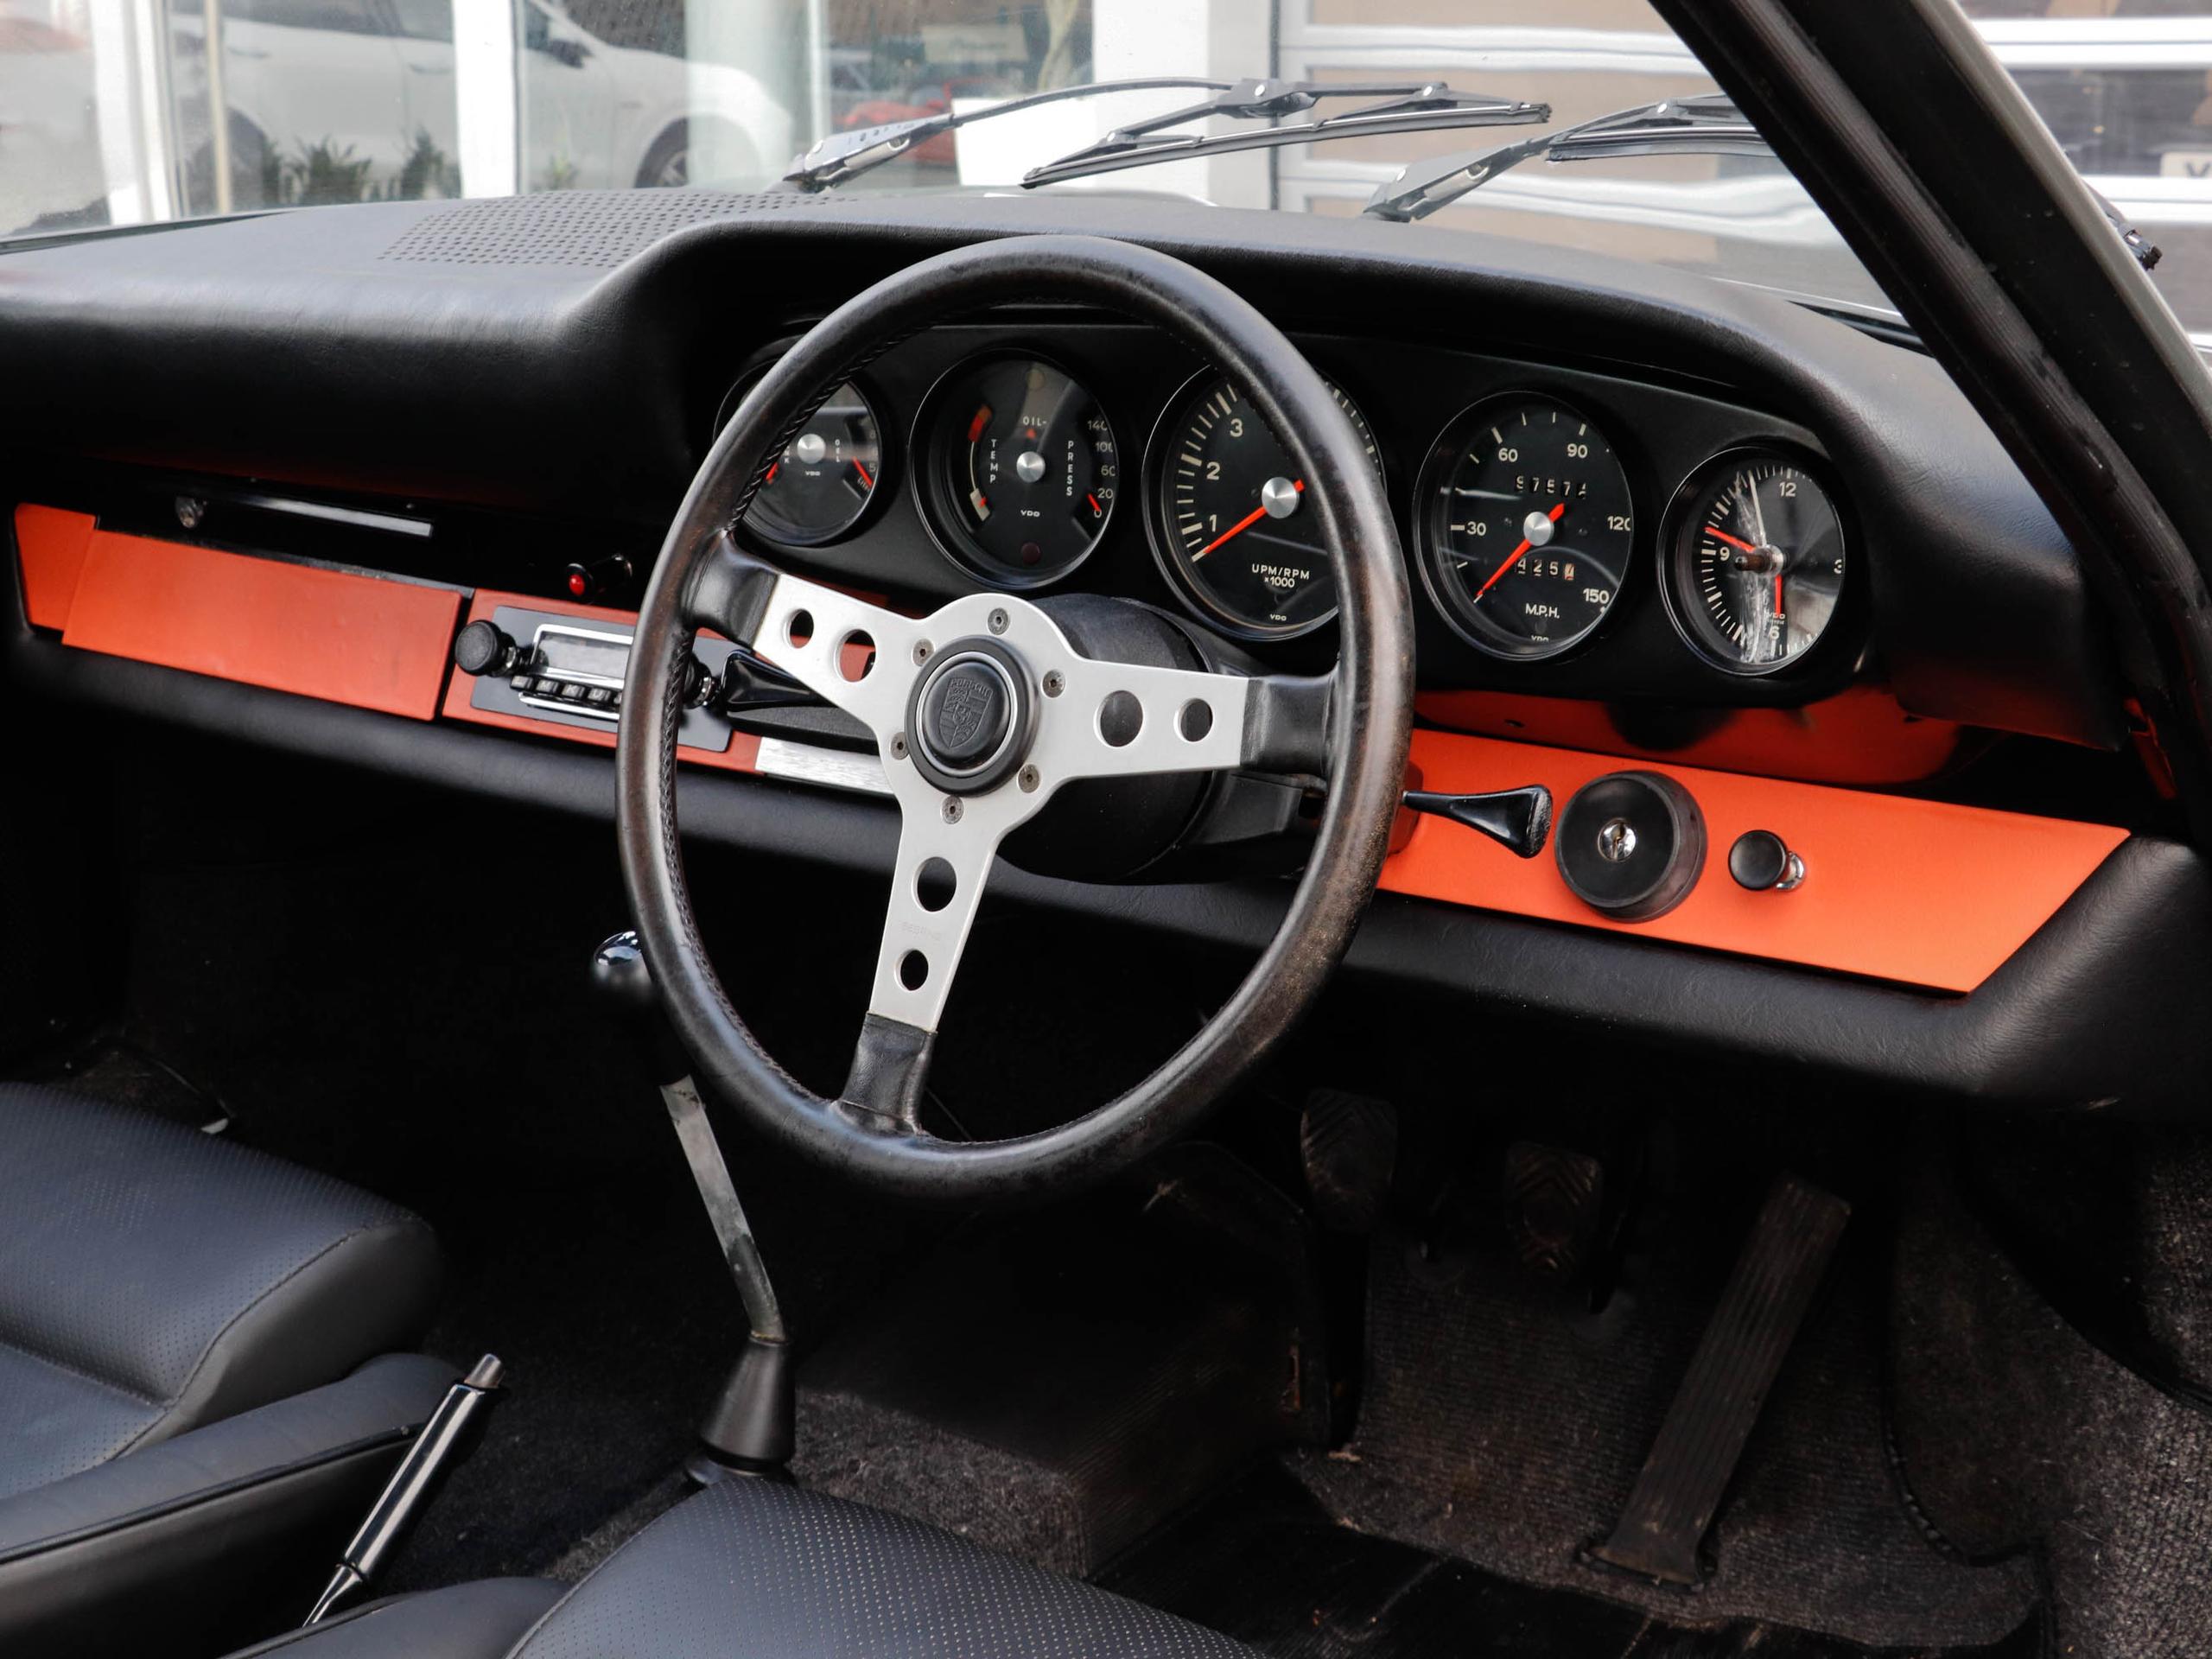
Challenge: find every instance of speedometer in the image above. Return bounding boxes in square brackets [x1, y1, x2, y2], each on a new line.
[1146, 372, 1381, 639]
[1416, 394, 1636, 661]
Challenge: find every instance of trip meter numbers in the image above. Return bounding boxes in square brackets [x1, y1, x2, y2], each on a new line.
[916, 353, 1118, 588]
[1417, 394, 1636, 661]
[1144, 372, 1382, 639]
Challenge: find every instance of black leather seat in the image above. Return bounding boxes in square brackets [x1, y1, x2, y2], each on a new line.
[238, 1477, 1260, 1659]
[0, 1083, 451, 1656]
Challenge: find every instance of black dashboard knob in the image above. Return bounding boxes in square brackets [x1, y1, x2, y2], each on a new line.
[453, 620, 517, 677]
[1554, 770, 1707, 922]
[1729, 830, 1805, 892]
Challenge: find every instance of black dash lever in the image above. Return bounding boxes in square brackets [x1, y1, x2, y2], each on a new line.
[1403, 785, 1554, 859]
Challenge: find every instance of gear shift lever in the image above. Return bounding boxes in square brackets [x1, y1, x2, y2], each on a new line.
[593, 931, 794, 1478]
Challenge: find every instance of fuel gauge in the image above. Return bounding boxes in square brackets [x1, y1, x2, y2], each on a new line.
[1662, 450, 1847, 675]
[744, 380, 884, 548]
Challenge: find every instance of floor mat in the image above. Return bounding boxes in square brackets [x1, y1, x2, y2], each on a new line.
[1105, 1466, 2042, 1659]
[1287, 1216, 2039, 1649]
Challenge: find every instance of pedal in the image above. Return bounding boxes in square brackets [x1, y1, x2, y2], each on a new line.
[1299, 1090, 1397, 1234]
[1502, 1141, 1605, 1281]
[1586, 1173, 1850, 1586]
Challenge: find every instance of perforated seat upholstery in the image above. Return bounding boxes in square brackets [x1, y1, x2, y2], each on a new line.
[0, 1084, 441, 1497]
[228, 1478, 1264, 1659]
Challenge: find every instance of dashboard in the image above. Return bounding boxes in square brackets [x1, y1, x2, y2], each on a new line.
[3, 187, 2204, 1118]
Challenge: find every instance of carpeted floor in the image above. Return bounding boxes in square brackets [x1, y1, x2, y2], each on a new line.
[1106, 1465, 2041, 1659]
[1285, 1211, 2039, 1650]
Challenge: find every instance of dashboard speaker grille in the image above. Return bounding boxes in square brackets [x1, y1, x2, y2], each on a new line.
[379, 189, 849, 269]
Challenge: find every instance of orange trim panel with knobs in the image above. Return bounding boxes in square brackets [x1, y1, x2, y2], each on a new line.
[1383, 728, 2127, 994]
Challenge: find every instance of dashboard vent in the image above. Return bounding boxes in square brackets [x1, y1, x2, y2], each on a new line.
[378, 189, 851, 269]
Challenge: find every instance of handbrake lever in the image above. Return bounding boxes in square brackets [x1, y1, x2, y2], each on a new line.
[1402, 784, 1553, 859]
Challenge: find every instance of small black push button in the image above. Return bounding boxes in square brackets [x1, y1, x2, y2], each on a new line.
[1729, 830, 1805, 892]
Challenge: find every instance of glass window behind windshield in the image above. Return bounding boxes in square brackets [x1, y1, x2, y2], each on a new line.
[1, 1, 2204, 340]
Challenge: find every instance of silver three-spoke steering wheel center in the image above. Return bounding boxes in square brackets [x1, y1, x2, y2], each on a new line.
[720, 566, 1251, 1036]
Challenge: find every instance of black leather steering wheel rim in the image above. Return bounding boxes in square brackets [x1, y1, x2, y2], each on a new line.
[617, 235, 1414, 1203]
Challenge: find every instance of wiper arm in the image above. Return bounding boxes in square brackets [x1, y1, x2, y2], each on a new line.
[784, 77, 1548, 194]
[1020, 79, 1548, 190]
[1358, 90, 2168, 274]
[1363, 92, 1763, 222]
[786, 77, 1229, 192]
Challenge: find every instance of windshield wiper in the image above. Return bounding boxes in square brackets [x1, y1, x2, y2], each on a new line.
[1360, 90, 2166, 272]
[1363, 93, 1762, 222]
[785, 77, 1548, 194]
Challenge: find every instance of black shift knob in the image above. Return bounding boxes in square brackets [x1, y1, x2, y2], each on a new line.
[453, 620, 518, 677]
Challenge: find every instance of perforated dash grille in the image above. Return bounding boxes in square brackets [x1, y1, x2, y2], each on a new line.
[378, 189, 850, 268]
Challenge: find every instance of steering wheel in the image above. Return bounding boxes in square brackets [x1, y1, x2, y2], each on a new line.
[617, 236, 1413, 1203]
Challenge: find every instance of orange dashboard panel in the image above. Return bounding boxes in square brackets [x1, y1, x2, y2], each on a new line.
[22, 506, 460, 721]
[15, 504, 97, 629]
[1383, 728, 2126, 994]
[438, 589, 764, 776]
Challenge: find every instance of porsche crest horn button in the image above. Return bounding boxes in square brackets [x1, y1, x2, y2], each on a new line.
[906, 639, 1036, 792]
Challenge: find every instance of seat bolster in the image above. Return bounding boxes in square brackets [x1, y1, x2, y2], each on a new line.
[221, 1580, 569, 1659]
[153, 1216, 444, 1449]
[0, 1354, 456, 1659]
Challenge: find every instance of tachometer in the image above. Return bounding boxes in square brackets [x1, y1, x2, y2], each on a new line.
[1662, 449, 1847, 674]
[1146, 372, 1382, 639]
[1417, 394, 1636, 661]
[917, 353, 1118, 587]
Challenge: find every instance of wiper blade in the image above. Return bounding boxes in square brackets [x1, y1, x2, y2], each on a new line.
[1020, 79, 1548, 190]
[786, 77, 1229, 191]
[1363, 92, 1763, 222]
[784, 77, 1548, 194]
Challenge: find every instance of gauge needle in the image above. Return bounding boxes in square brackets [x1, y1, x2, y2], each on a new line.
[1472, 501, 1567, 601]
[1705, 524, 1782, 616]
[851, 459, 874, 490]
[1193, 479, 1302, 560]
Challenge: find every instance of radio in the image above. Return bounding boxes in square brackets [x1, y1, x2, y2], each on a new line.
[451, 607, 738, 752]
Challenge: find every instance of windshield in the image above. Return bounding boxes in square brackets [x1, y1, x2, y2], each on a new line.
[3, 0, 2206, 341]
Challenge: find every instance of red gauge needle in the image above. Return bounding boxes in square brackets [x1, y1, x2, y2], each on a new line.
[1472, 501, 1567, 601]
[1086, 493, 1102, 514]
[1192, 479, 1302, 560]
[1702, 527, 1783, 613]
[764, 462, 779, 486]
[851, 459, 874, 490]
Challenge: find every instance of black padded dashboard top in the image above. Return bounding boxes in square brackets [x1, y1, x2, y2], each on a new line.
[0, 188, 2119, 747]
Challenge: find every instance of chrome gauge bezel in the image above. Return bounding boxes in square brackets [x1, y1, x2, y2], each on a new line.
[1413, 391, 1639, 664]
[1657, 444, 1851, 678]
[910, 349, 1120, 592]
[1140, 368, 1380, 643]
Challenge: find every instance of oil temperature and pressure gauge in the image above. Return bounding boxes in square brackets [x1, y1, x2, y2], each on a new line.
[1662, 450, 1847, 674]
[1418, 394, 1637, 661]
[1146, 373, 1382, 639]
[916, 353, 1119, 587]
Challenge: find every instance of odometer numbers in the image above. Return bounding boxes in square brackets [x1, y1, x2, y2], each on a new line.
[1417, 395, 1636, 661]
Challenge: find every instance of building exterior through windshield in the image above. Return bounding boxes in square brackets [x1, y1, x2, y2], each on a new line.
[4, 0, 2209, 337]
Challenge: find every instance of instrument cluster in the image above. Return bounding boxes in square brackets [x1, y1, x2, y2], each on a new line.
[721, 327, 1858, 690]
